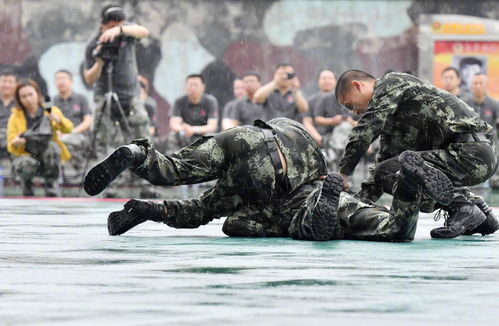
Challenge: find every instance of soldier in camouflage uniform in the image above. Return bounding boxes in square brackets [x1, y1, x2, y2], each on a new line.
[84, 117, 347, 241]
[335, 70, 498, 239]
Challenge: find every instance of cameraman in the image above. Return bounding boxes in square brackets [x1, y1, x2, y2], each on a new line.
[84, 5, 152, 197]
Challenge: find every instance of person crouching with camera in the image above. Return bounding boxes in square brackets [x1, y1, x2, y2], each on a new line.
[83, 4, 153, 198]
[7, 79, 73, 196]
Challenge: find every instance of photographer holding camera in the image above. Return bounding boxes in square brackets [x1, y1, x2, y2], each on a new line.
[7, 79, 73, 196]
[253, 63, 308, 122]
[84, 4, 152, 198]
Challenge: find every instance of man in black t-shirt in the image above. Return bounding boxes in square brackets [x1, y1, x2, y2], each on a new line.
[167, 74, 218, 153]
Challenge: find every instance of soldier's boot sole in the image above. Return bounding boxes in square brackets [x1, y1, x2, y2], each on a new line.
[84, 145, 137, 196]
[430, 204, 486, 239]
[310, 173, 344, 241]
[399, 151, 453, 206]
[108, 202, 148, 236]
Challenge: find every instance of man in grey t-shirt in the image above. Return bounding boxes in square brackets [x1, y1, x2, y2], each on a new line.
[253, 63, 308, 122]
[83, 4, 153, 198]
[221, 78, 246, 130]
[53, 69, 92, 170]
[465, 73, 499, 130]
[303, 70, 337, 146]
[222, 72, 265, 129]
[466, 73, 499, 190]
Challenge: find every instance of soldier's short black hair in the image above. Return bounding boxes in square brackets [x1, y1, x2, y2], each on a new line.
[186, 74, 205, 84]
[55, 69, 72, 80]
[335, 70, 375, 101]
[441, 67, 460, 79]
[101, 4, 126, 24]
[242, 71, 261, 82]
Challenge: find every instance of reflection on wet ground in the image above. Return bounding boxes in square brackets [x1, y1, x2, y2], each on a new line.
[1, 197, 499, 325]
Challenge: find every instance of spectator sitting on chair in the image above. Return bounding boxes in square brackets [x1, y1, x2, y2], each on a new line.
[253, 63, 308, 121]
[222, 72, 265, 130]
[221, 78, 247, 129]
[303, 69, 337, 146]
[166, 74, 218, 154]
[53, 69, 92, 171]
[7, 79, 73, 196]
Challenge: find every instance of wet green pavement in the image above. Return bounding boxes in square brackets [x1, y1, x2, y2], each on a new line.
[1, 196, 499, 325]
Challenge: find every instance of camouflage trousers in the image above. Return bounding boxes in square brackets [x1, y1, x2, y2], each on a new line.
[93, 95, 150, 195]
[359, 140, 497, 204]
[335, 188, 421, 242]
[131, 126, 326, 240]
[13, 141, 60, 184]
[164, 131, 201, 155]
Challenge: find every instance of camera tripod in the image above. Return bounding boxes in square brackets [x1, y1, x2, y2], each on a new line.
[79, 60, 133, 194]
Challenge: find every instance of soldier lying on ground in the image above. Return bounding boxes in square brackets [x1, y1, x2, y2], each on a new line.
[336, 70, 499, 239]
[84, 118, 489, 242]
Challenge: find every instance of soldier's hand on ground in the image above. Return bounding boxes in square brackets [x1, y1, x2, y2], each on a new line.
[12, 135, 26, 147]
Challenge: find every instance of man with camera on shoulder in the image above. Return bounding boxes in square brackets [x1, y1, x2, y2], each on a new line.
[84, 4, 154, 198]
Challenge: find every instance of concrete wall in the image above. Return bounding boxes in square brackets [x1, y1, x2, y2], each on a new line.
[1, 0, 497, 135]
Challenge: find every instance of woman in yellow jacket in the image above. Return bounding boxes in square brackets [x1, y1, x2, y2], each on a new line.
[7, 79, 73, 196]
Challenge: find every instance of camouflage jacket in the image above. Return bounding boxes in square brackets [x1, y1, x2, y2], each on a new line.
[339, 72, 493, 176]
[259, 117, 328, 192]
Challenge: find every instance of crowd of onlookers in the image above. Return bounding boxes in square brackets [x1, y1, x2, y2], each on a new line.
[1, 62, 499, 197]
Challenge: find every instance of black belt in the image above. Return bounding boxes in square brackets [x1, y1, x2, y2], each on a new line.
[452, 133, 493, 144]
[261, 128, 291, 193]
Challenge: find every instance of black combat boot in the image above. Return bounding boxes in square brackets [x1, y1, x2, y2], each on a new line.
[107, 199, 167, 236]
[44, 180, 57, 197]
[398, 150, 454, 205]
[84, 144, 146, 196]
[463, 197, 499, 236]
[21, 180, 34, 197]
[430, 194, 487, 239]
[309, 173, 344, 241]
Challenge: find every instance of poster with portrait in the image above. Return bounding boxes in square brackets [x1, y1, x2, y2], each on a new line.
[432, 41, 499, 99]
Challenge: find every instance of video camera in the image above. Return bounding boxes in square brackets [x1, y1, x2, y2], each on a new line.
[93, 37, 122, 62]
